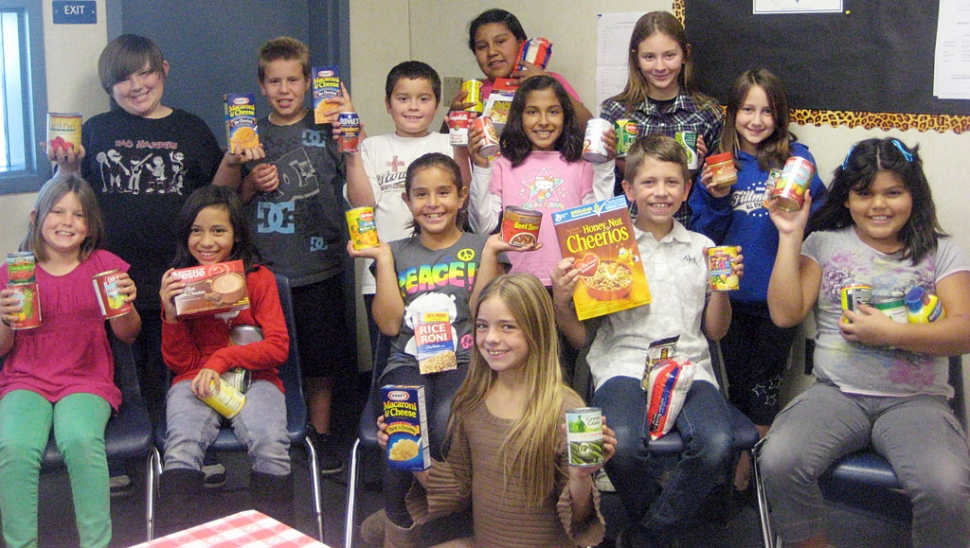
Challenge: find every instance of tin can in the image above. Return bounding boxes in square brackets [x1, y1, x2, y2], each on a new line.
[566, 407, 605, 467]
[841, 283, 872, 323]
[614, 119, 638, 157]
[230, 324, 264, 346]
[582, 118, 612, 164]
[705, 152, 737, 187]
[516, 37, 553, 71]
[675, 131, 698, 170]
[346, 206, 380, 250]
[448, 111, 471, 146]
[474, 116, 500, 157]
[338, 112, 361, 154]
[6, 252, 36, 285]
[771, 156, 816, 212]
[7, 282, 41, 330]
[762, 169, 784, 208]
[462, 79, 484, 114]
[707, 246, 740, 291]
[92, 269, 133, 319]
[47, 113, 82, 154]
[501, 206, 542, 247]
[199, 378, 246, 419]
[873, 297, 908, 324]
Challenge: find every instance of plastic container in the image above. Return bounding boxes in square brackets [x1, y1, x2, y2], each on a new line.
[905, 286, 945, 323]
[582, 118, 612, 163]
[705, 152, 737, 187]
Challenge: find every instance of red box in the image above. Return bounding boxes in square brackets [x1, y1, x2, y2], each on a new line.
[171, 260, 249, 319]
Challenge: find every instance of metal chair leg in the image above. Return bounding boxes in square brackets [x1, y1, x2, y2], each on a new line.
[146, 447, 161, 541]
[304, 435, 325, 542]
[344, 438, 363, 548]
[751, 441, 776, 548]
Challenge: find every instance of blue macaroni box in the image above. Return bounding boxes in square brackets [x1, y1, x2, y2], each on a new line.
[382, 385, 430, 471]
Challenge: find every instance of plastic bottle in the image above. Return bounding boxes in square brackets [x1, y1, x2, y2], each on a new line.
[905, 286, 945, 323]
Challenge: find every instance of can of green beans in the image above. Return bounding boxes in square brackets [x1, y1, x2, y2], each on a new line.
[566, 407, 604, 467]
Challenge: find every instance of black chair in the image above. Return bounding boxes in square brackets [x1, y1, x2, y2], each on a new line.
[149, 273, 324, 541]
[752, 356, 965, 548]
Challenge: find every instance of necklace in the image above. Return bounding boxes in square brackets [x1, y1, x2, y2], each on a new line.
[268, 108, 308, 126]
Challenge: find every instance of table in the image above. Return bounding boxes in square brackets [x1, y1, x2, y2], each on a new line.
[130, 509, 329, 547]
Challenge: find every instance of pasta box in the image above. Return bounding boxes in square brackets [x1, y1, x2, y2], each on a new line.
[382, 385, 430, 472]
[171, 260, 250, 319]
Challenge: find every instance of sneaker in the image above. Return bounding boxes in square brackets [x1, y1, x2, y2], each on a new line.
[594, 469, 616, 493]
[203, 461, 226, 489]
[109, 474, 133, 498]
[308, 427, 345, 475]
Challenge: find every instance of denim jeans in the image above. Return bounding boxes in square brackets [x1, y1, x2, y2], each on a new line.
[593, 376, 735, 542]
[164, 380, 289, 476]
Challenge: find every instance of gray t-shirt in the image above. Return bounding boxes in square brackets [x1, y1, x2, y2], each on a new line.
[804, 227, 970, 398]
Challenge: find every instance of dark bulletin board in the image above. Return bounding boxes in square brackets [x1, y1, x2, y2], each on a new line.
[684, 0, 970, 117]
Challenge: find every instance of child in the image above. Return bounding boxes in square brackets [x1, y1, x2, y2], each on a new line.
[0, 174, 141, 548]
[553, 135, 742, 547]
[348, 152, 520, 546]
[376, 273, 616, 547]
[227, 36, 352, 475]
[157, 186, 291, 532]
[599, 11, 723, 218]
[760, 138, 970, 548]
[468, 74, 614, 287]
[688, 68, 828, 493]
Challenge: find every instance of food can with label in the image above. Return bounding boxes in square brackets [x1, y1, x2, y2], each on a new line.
[707, 246, 740, 291]
[474, 116, 500, 157]
[566, 407, 605, 467]
[771, 156, 816, 212]
[873, 297, 908, 324]
[582, 118, 612, 164]
[448, 111, 471, 146]
[199, 378, 246, 419]
[462, 79, 484, 114]
[338, 112, 361, 154]
[841, 283, 872, 323]
[48, 113, 82, 154]
[501, 206, 542, 248]
[614, 119, 638, 157]
[6, 252, 36, 285]
[346, 206, 380, 250]
[92, 269, 133, 319]
[706, 152, 738, 187]
[675, 131, 698, 170]
[7, 282, 41, 330]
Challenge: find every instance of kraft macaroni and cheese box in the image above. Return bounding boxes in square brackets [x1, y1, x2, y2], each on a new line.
[224, 93, 259, 154]
[382, 385, 430, 471]
[312, 66, 341, 124]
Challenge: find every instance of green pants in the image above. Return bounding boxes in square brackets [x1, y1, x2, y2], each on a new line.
[0, 390, 112, 548]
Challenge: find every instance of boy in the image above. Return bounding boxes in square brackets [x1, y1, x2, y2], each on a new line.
[552, 135, 741, 547]
[225, 36, 352, 475]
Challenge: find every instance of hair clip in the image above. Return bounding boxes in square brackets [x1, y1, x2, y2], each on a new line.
[890, 139, 914, 162]
[841, 145, 856, 171]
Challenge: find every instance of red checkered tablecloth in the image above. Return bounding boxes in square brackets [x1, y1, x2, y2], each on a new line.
[131, 509, 329, 547]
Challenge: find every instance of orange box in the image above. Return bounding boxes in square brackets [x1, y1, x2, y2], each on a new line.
[171, 260, 250, 319]
[224, 93, 259, 154]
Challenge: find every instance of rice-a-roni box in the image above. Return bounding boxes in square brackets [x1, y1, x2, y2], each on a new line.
[552, 196, 651, 320]
[171, 260, 250, 319]
[382, 385, 431, 471]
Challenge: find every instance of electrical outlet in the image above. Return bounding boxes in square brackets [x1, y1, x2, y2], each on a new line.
[442, 76, 463, 106]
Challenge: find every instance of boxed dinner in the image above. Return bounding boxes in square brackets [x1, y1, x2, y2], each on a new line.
[171, 260, 250, 319]
[553, 196, 651, 320]
[382, 385, 431, 472]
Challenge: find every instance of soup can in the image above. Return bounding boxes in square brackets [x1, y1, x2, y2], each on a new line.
[675, 131, 698, 170]
[47, 112, 82, 154]
[6, 252, 35, 285]
[448, 111, 471, 146]
[840, 283, 872, 323]
[7, 282, 41, 330]
[566, 407, 605, 467]
[501, 206, 542, 247]
[474, 116, 500, 157]
[614, 119, 638, 157]
[462, 79, 484, 114]
[707, 246, 740, 291]
[346, 206, 380, 250]
[582, 118, 612, 164]
[92, 269, 133, 319]
[338, 112, 361, 153]
[873, 297, 908, 324]
[761, 169, 784, 208]
[771, 156, 816, 212]
[199, 378, 246, 419]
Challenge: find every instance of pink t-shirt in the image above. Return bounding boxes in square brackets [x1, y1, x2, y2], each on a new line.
[0, 249, 127, 409]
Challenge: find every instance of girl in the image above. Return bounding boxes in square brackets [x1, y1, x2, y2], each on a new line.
[689, 68, 828, 493]
[761, 138, 970, 548]
[157, 185, 291, 532]
[600, 11, 723, 217]
[0, 174, 141, 548]
[348, 152, 521, 547]
[468, 75, 614, 287]
[378, 273, 615, 547]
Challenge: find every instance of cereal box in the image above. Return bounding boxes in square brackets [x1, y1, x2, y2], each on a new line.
[171, 260, 250, 319]
[553, 196, 651, 320]
[382, 385, 431, 471]
[312, 66, 341, 124]
[224, 93, 259, 154]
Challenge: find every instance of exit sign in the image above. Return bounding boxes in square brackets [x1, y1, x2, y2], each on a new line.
[53, 1, 97, 24]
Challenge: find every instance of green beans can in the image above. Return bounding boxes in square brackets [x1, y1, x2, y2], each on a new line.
[566, 407, 604, 467]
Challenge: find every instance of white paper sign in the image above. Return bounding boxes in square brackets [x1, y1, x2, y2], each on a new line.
[753, 0, 843, 14]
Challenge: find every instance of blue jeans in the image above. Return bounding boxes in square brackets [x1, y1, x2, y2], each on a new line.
[594, 377, 735, 541]
[164, 380, 289, 475]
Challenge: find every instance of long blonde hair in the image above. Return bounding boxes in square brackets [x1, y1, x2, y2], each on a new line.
[446, 273, 578, 507]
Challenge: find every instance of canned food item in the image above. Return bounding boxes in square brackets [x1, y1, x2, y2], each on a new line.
[675, 131, 698, 170]
[221, 368, 252, 394]
[516, 37, 553, 71]
[582, 118, 612, 164]
[199, 378, 246, 419]
[346, 206, 380, 250]
[230, 324, 264, 345]
[224, 93, 259, 154]
[312, 65, 341, 123]
[501, 206, 542, 247]
[473, 116, 500, 157]
[841, 283, 872, 323]
[566, 407, 605, 467]
[771, 156, 816, 212]
[338, 112, 361, 154]
[762, 169, 784, 208]
[92, 269, 133, 319]
[462, 79, 484, 114]
[705, 152, 737, 187]
[448, 111, 471, 146]
[707, 246, 740, 291]
[48, 113, 82, 154]
[614, 119, 638, 157]
[6, 252, 36, 285]
[7, 282, 41, 330]
[873, 297, 908, 324]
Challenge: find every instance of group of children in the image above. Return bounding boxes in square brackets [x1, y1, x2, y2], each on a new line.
[0, 6, 967, 548]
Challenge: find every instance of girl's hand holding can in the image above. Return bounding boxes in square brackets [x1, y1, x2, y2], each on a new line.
[566, 420, 617, 478]
[191, 368, 220, 398]
[767, 188, 813, 236]
[702, 164, 731, 199]
[345, 239, 391, 261]
[115, 271, 138, 304]
[551, 257, 580, 311]
[467, 119, 489, 167]
[0, 288, 23, 327]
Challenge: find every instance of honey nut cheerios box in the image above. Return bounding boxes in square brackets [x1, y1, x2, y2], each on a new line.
[224, 93, 259, 154]
[553, 196, 651, 321]
[382, 385, 430, 471]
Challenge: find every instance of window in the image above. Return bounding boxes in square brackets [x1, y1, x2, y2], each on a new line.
[0, 2, 47, 194]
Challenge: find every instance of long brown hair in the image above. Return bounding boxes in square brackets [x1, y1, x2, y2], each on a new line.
[719, 68, 793, 171]
[22, 174, 105, 262]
